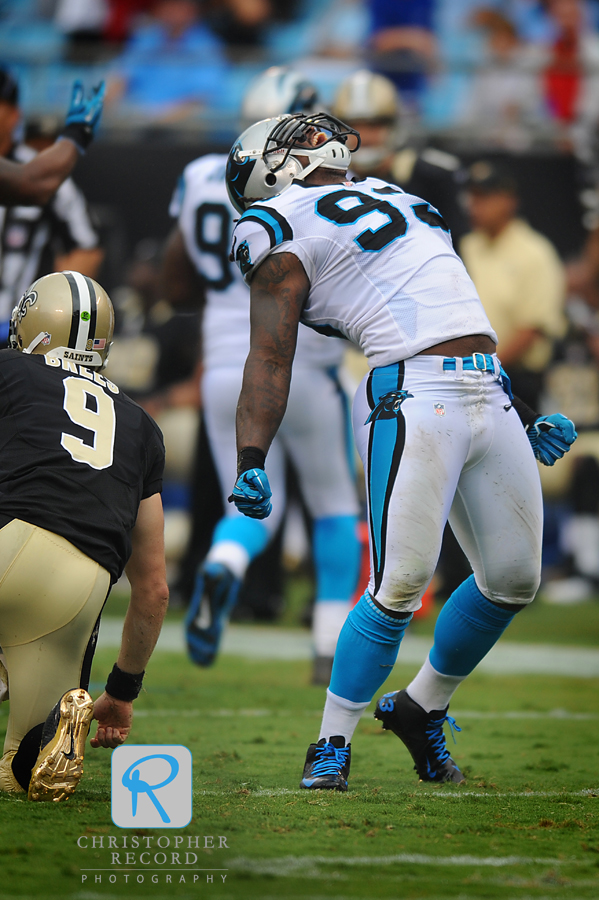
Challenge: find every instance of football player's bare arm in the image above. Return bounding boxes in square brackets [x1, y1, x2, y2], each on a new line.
[492, 327, 539, 367]
[0, 139, 79, 206]
[54, 246, 104, 278]
[236, 251, 310, 455]
[161, 225, 206, 309]
[91, 493, 169, 749]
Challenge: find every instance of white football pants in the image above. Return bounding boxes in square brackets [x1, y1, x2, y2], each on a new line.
[203, 364, 359, 530]
[352, 355, 543, 612]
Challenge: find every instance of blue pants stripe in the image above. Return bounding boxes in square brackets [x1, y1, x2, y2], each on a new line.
[366, 362, 406, 594]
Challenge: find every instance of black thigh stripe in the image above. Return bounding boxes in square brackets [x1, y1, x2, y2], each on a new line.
[366, 369, 374, 411]
[375, 407, 406, 595]
[84, 275, 97, 344]
[366, 410, 379, 581]
[65, 271, 81, 348]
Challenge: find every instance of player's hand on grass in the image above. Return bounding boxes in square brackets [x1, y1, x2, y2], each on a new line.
[91, 692, 132, 749]
[526, 413, 577, 466]
[229, 467, 272, 518]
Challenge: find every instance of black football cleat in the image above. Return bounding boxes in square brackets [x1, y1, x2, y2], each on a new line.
[28, 688, 94, 802]
[300, 735, 351, 791]
[374, 689, 465, 784]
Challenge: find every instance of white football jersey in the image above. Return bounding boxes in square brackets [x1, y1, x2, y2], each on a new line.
[170, 154, 345, 370]
[231, 177, 497, 368]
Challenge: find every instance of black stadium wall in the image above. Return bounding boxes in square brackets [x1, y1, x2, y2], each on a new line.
[74, 139, 589, 290]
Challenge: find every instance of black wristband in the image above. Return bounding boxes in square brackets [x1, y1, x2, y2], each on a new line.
[512, 395, 539, 430]
[105, 663, 144, 701]
[60, 122, 94, 153]
[237, 446, 266, 476]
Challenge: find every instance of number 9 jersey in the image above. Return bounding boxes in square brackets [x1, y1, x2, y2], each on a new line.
[0, 350, 164, 583]
[231, 177, 498, 369]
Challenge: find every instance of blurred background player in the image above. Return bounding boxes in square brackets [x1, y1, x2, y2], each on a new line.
[164, 67, 360, 683]
[0, 272, 168, 801]
[461, 159, 566, 411]
[0, 68, 103, 345]
[331, 69, 469, 244]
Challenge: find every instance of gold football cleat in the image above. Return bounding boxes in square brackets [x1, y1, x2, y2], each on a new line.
[28, 688, 94, 802]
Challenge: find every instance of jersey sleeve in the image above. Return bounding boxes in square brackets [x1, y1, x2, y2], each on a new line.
[141, 414, 166, 498]
[169, 172, 186, 220]
[230, 205, 294, 284]
[50, 177, 99, 250]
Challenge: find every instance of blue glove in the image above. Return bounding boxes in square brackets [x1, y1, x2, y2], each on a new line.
[229, 468, 272, 519]
[526, 414, 577, 466]
[61, 80, 105, 152]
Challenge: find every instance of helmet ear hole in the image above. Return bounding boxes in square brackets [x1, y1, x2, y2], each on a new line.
[265, 172, 277, 186]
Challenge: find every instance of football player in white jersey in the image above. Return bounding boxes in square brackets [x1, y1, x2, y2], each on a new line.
[166, 70, 360, 682]
[226, 112, 577, 790]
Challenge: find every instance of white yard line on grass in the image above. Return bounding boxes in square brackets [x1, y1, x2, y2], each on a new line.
[227, 853, 575, 874]
[131, 708, 598, 720]
[195, 788, 598, 798]
[97, 620, 599, 678]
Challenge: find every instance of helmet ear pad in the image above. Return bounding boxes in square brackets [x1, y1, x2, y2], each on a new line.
[264, 155, 303, 189]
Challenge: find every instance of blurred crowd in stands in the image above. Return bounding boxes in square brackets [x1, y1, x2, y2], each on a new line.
[1, 0, 599, 150]
[5, 0, 599, 614]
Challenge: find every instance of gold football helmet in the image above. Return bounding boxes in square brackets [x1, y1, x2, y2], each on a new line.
[332, 70, 400, 126]
[9, 271, 114, 369]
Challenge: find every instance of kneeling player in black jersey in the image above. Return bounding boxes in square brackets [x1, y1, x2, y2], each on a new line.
[0, 271, 168, 802]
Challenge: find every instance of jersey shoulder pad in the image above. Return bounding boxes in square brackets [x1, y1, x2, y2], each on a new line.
[0, 348, 22, 367]
[232, 203, 294, 283]
[170, 154, 227, 218]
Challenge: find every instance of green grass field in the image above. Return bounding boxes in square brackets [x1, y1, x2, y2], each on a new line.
[1, 592, 598, 900]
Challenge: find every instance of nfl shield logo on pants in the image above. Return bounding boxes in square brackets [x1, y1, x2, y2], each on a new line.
[434, 403, 446, 417]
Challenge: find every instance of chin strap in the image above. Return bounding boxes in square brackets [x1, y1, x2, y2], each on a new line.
[22, 332, 49, 354]
[293, 157, 326, 181]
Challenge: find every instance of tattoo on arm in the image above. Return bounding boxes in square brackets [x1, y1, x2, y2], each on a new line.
[236, 252, 310, 455]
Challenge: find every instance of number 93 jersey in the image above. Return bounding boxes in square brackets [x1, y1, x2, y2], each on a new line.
[0, 350, 164, 583]
[171, 154, 344, 370]
[231, 177, 498, 368]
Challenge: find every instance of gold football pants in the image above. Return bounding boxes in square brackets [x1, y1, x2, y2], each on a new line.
[0, 518, 110, 757]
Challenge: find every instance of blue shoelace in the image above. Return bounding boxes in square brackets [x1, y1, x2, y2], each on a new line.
[311, 742, 349, 776]
[425, 714, 461, 764]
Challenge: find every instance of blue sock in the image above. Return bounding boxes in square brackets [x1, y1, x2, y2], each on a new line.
[212, 516, 268, 560]
[312, 514, 360, 601]
[429, 575, 519, 677]
[329, 592, 412, 703]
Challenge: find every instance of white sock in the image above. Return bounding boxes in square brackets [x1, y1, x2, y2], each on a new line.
[318, 688, 369, 744]
[406, 656, 466, 713]
[205, 540, 249, 580]
[312, 600, 351, 657]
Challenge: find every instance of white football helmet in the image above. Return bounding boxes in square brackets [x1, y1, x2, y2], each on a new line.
[240, 66, 319, 128]
[226, 113, 359, 214]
